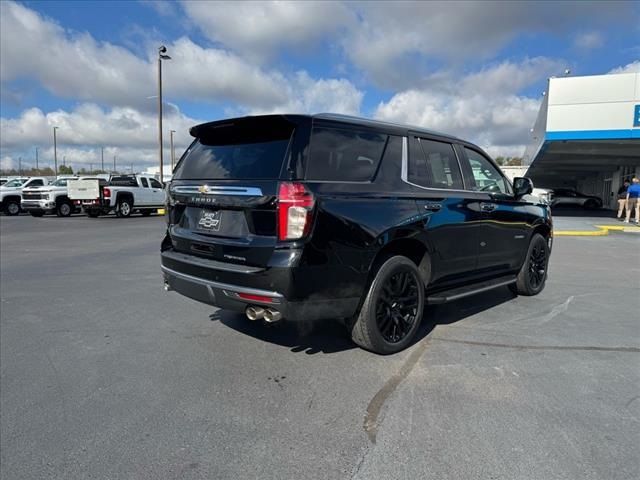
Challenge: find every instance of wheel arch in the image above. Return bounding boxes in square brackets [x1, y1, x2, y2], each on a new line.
[367, 235, 431, 287]
[116, 191, 134, 206]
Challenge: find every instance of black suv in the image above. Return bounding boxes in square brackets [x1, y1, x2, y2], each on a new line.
[161, 114, 552, 354]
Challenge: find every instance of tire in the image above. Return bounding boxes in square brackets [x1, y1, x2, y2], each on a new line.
[349, 256, 425, 354]
[87, 210, 100, 218]
[29, 211, 45, 217]
[511, 233, 549, 296]
[56, 200, 73, 217]
[116, 198, 132, 218]
[140, 210, 152, 217]
[5, 200, 20, 216]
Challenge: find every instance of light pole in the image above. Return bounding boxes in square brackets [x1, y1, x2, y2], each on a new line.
[35, 147, 39, 174]
[53, 126, 59, 177]
[113, 155, 117, 173]
[158, 45, 171, 182]
[101, 147, 104, 172]
[170, 129, 176, 171]
[18, 157, 22, 176]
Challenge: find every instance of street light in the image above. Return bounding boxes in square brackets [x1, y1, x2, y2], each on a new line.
[53, 126, 59, 177]
[158, 45, 171, 182]
[170, 129, 176, 171]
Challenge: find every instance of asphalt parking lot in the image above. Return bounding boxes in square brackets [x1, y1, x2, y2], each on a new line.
[1, 215, 639, 480]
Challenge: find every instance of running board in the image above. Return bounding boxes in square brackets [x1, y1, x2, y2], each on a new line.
[427, 275, 516, 304]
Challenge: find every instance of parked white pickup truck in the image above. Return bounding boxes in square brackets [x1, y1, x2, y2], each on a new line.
[0, 177, 50, 215]
[68, 174, 166, 218]
[21, 177, 96, 217]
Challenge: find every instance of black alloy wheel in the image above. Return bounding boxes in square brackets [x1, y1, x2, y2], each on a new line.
[527, 241, 547, 290]
[376, 270, 420, 344]
[511, 233, 549, 296]
[350, 255, 425, 354]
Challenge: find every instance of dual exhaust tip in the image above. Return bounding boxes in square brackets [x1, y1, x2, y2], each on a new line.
[246, 306, 282, 323]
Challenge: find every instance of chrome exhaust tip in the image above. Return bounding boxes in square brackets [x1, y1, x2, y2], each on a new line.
[246, 306, 265, 321]
[263, 308, 282, 323]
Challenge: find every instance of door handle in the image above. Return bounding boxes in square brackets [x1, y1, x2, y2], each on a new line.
[423, 203, 442, 212]
[480, 202, 496, 212]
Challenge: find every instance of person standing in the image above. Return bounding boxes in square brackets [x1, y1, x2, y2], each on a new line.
[624, 177, 640, 224]
[617, 179, 630, 219]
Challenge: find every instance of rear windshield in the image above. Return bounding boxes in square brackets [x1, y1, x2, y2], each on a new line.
[173, 121, 294, 180]
[110, 176, 138, 187]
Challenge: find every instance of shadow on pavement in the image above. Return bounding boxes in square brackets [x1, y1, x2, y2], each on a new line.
[211, 286, 517, 355]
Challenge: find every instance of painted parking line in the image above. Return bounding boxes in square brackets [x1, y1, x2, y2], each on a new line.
[554, 224, 640, 236]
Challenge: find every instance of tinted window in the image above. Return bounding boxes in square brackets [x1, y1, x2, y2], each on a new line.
[110, 176, 138, 187]
[419, 139, 463, 189]
[140, 177, 149, 188]
[307, 128, 386, 181]
[464, 148, 509, 194]
[149, 178, 163, 188]
[376, 135, 403, 189]
[408, 137, 430, 187]
[173, 122, 294, 180]
[28, 179, 44, 186]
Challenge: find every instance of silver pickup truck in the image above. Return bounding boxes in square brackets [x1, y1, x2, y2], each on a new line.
[68, 174, 166, 218]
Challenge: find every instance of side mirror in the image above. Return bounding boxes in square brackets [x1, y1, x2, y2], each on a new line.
[514, 177, 533, 198]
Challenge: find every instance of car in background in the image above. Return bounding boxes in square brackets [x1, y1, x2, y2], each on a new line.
[530, 188, 554, 205]
[21, 177, 87, 217]
[0, 177, 50, 215]
[551, 188, 602, 209]
[69, 174, 166, 217]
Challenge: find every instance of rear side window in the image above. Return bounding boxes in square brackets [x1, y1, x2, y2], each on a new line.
[173, 121, 294, 180]
[28, 179, 44, 187]
[408, 138, 462, 189]
[307, 128, 387, 182]
[141, 178, 149, 188]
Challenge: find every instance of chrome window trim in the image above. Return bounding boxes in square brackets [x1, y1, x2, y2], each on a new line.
[171, 185, 264, 196]
[401, 135, 494, 195]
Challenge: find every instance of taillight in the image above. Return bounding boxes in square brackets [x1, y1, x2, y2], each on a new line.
[103, 187, 111, 198]
[277, 182, 315, 241]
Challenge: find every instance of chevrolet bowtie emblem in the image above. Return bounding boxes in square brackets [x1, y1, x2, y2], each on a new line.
[198, 185, 210, 194]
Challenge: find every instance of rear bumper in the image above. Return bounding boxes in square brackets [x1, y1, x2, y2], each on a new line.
[161, 249, 361, 322]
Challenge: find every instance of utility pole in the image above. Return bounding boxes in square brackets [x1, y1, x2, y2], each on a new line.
[113, 155, 117, 173]
[53, 126, 59, 177]
[158, 46, 171, 183]
[63, 156, 66, 166]
[90, 163, 93, 173]
[35, 147, 39, 174]
[131, 163, 134, 174]
[101, 147, 104, 172]
[170, 129, 176, 171]
[18, 157, 22, 176]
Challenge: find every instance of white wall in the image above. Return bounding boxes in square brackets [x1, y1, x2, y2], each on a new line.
[546, 72, 639, 133]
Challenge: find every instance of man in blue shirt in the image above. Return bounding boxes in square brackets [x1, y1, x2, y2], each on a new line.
[625, 177, 640, 224]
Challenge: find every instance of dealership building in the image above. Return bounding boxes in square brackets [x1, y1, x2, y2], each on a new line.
[523, 70, 640, 209]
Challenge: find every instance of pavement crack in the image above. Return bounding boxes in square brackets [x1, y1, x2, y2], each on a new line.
[363, 339, 430, 444]
[432, 337, 640, 353]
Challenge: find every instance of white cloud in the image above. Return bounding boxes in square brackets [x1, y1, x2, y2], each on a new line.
[180, 0, 353, 61]
[608, 60, 640, 74]
[573, 32, 604, 50]
[342, 1, 633, 88]
[0, 103, 199, 172]
[0, 1, 359, 112]
[374, 59, 560, 157]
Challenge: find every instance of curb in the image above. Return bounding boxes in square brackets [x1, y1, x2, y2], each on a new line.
[554, 224, 640, 236]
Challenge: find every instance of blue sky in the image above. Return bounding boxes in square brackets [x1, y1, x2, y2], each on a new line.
[1, 0, 638, 172]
